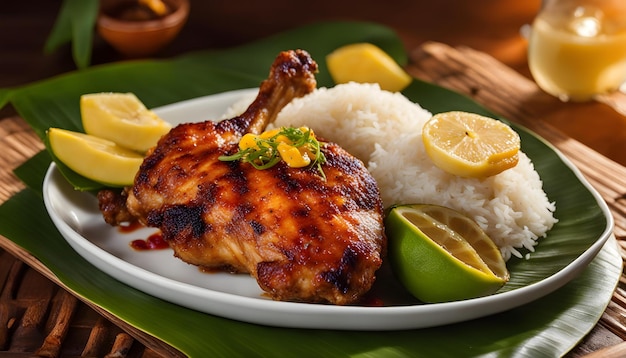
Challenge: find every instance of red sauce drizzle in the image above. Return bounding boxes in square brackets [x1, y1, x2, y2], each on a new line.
[117, 221, 168, 251]
[130, 232, 169, 251]
[118, 220, 143, 233]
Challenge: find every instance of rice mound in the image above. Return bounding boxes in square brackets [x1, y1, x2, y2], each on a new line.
[270, 82, 558, 261]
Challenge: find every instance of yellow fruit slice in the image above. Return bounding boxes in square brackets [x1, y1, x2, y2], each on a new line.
[139, 0, 169, 16]
[422, 111, 521, 178]
[81, 93, 171, 153]
[326, 43, 412, 92]
[48, 128, 144, 187]
[385, 204, 509, 303]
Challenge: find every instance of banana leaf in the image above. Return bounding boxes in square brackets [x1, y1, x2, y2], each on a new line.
[0, 21, 621, 357]
[44, 0, 99, 69]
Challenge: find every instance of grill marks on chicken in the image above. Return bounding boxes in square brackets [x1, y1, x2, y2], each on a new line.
[101, 50, 386, 305]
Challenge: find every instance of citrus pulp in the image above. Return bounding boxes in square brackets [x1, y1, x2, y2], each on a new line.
[81, 92, 171, 153]
[385, 204, 509, 303]
[422, 111, 521, 178]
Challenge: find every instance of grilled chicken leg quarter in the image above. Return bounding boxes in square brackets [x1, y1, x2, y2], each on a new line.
[102, 50, 386, 305]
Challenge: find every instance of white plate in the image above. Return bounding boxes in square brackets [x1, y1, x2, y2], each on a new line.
[43, 88, 614, 331]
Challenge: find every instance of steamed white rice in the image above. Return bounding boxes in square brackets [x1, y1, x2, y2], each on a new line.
[228, 83, 558, 260]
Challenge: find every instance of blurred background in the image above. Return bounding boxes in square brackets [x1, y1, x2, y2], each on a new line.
[0, 0, 541, 88]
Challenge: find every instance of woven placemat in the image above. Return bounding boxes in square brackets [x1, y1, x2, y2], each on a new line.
[0, 248, 163, 358]
[0, 117, 177, 357]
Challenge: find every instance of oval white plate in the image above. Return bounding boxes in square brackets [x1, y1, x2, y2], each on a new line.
[43, 88, 614, 331]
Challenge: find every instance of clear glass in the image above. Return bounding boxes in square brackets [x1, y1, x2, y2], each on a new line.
[528, 0, 626, 102]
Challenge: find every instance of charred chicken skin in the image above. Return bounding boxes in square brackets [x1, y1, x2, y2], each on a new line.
[99, 50, 386, 305]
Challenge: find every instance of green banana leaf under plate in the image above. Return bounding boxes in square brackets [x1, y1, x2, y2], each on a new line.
[0, 21, 621, 357]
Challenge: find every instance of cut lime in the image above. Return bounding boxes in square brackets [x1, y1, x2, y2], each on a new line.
[386, 204, 509, 303]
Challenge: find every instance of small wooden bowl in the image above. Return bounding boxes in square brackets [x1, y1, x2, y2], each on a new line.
[97, 0, 190, 58]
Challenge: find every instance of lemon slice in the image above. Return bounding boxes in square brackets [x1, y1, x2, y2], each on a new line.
[422, 111, 521, 178]
[386, 204, 509, 303]
[48, 128, 144, 187]
[81, 93, 171, 153]
[326, 43, 412, 92]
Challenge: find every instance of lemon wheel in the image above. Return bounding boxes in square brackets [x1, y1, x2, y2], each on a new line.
[422, 111, 521, 178]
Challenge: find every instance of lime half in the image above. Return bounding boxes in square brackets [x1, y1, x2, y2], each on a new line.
[386, 204, 509, 303]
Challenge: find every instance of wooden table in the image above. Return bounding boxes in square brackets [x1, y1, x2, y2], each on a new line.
[2, 1, 626, 356]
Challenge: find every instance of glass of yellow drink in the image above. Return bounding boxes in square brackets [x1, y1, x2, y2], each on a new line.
[528, 0, 626, 102]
